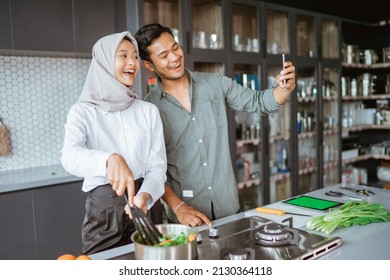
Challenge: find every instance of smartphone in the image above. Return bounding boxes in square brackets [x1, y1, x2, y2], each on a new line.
[282, 195, 343, 212]
[282, 52, 286, 85]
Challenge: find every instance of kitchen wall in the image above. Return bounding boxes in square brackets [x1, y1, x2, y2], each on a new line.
[0, 55, 90, 172]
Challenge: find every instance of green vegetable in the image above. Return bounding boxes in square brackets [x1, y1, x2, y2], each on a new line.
[306, 201, 390, 235]
[155, 231, 197, 247]
[157, 232, 186, 247]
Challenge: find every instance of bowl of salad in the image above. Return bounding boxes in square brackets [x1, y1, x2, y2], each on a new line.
[131, 224, 198, 260]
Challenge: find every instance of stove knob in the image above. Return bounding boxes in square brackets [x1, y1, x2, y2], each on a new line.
[196, 234, 203, 243]
[208, 227, 219, 238]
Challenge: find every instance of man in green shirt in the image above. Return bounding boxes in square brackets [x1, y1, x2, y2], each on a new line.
[135, 23, 296, 227]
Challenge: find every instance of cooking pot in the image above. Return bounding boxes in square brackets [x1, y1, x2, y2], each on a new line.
[131, 224, 198, 260]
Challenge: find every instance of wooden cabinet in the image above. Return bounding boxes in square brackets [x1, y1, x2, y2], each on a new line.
[0, 181, 85, 260]
[1, 0, 119, 53]
[10, 0, 74, 52]
[340, 21, 390, 187]
[0, 0, 13, 49]
[132, 0, 342, 206]
[73, 0, 117, 53]
[33, 181, 86, 259]
[262, 5, 341, 201]
[341, 63, 390, 186]
[0, 191, 36, 259]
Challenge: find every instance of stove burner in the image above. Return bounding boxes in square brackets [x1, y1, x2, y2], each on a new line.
[255, 224, 292, 246]
[221, 247, 255, 260]
[250, 218, 300, 247]
[260, 224, 289, 238]
[229, 248, 249, 260]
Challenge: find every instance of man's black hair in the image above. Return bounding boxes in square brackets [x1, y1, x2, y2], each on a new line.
[134, 23, 174, 63]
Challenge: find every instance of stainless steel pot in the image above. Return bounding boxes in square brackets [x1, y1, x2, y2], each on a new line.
[131, 224, 198, 260]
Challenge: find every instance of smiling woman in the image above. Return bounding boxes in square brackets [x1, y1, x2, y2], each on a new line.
[61, 31, 167, 255]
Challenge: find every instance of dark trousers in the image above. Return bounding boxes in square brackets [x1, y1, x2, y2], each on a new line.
[81, 179, 163, 255]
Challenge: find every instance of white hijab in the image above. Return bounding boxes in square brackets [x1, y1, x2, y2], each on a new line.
[78, 31, 139, 112]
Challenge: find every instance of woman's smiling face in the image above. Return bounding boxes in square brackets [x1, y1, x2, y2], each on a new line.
[115, 38, 140, 87]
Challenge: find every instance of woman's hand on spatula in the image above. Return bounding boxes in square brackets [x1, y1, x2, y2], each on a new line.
[125, 192, 150, 218]
[106, 153, 135, 204]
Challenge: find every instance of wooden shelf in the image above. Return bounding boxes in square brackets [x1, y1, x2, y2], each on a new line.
[298, 96, 316, 103]
[342, 62, 390, 69]
[342, 125, 390, 134]
[298, 166, 317, 175]
[269, 134, 290, 143]
[270, 172, 290, 182]
[236, 139, 260, 147]
[323, 128, 338, 135]
[324, 161, 339, 169]
[298, 131, 316, 139]
[342, 153, 390, 165]
[342, 94, 390, 101]
[237, 178, 261, 189]
[323, 96, 338, 101]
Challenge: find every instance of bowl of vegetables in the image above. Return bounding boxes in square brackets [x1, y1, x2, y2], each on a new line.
[131, 224, 198, 260]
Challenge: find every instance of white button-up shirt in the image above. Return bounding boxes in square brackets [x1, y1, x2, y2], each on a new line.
[61, 100, 167, 207]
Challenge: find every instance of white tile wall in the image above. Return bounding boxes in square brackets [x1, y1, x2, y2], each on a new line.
[0, 55, 90, 171]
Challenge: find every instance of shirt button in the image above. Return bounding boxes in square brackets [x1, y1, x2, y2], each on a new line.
[199, 139, 203, 143]
[208, 186, 212, 190]
[203, 162, 207, 166]
[192, 117, 196, 121]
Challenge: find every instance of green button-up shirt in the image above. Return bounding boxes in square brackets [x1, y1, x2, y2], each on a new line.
[145, 69, 280, 222]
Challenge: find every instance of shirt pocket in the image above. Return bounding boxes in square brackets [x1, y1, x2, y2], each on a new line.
[198, 98, 226, 129]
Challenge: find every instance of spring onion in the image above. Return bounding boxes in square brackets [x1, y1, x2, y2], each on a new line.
[306, 201, 390, 235]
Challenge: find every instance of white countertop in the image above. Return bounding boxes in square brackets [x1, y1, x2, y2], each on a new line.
[244, 184, 390, 260]
[90, 183, 390, 260]
[0, 164, 82, 193]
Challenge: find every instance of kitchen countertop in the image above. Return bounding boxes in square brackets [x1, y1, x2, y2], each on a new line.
[89, 183, 390, 260]
[0, 164, 82, 193]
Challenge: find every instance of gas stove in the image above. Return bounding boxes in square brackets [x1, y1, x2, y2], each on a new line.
[196, 216, 342, 260]
[108, 215, 342, 260]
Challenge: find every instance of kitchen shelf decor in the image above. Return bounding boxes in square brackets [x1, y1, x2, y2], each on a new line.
[340, 19, 390, 187]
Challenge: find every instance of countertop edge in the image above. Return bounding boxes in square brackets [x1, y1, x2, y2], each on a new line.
[0, 175, 82, 193]
[88, 184, 390, 260]
[0, 164, 83, 193]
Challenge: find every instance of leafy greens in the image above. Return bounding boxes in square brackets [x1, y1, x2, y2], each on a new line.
[306, 201, 390, 235]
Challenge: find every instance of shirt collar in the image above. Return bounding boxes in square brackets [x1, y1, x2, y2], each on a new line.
[155, 69, 195, 99]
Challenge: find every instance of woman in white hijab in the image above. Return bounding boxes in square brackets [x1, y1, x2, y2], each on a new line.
[61, 31, 167, 254]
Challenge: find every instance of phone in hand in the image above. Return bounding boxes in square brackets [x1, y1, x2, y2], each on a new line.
[282, 52, 286, 85]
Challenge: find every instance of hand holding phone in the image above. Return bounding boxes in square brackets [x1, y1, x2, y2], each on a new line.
[282, 52, 286, 85]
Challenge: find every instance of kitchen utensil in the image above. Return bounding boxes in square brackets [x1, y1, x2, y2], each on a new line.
[124, 195, 162, 246]
[0, 118, 11, 156]
[256, 207, 311, 217]
[339, 186, 375, 196]
[325, 191, 362, 201]
[131, 224, 198, 260]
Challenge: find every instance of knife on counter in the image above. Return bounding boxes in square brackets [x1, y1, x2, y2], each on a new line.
[256, 207, 312, 217]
